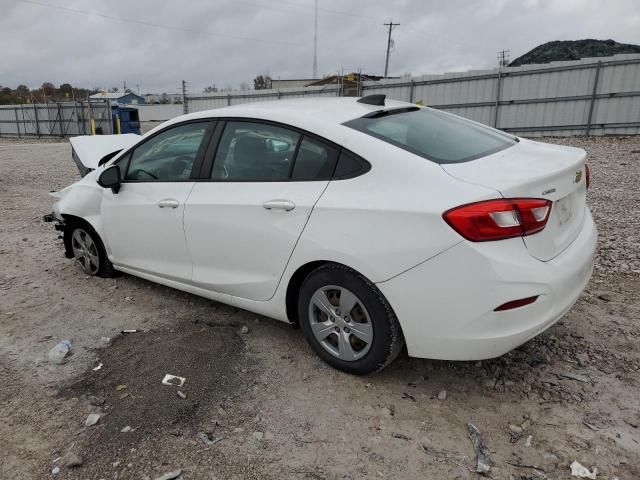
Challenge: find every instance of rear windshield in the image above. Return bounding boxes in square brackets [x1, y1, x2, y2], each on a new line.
[344, 108, 517, 163]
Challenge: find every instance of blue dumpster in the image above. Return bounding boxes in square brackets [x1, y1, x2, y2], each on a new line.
[111, 106, 141, 134]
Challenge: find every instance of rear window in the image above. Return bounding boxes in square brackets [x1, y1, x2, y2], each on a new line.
[344, 108, 517, 163]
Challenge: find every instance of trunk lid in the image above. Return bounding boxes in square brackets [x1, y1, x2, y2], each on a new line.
[442, 138, 587, 261]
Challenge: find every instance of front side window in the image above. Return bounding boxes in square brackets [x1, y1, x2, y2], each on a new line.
[344, 108, 517, 164]
[125, 122, 208, 181]
[212, 122, 301, 180]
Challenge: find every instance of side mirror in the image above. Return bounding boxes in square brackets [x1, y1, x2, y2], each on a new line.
[97, 165, 121, 193]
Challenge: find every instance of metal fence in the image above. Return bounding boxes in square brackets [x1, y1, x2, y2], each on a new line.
[361, 54, 640, 136]
[0, 101, 113, 137]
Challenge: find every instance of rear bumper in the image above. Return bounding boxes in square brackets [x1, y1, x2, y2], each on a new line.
[377, 207, 597, 360]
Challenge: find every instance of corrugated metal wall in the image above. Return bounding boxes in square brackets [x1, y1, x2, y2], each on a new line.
[186, 85, 339, 112]
[0, 102, 112, 136]
[362, 54, 640, 136]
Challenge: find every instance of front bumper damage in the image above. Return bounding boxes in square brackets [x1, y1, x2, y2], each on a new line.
[43, 212, 73, 258]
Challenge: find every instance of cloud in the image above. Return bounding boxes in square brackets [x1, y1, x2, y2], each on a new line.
[2, 0, 638, 93]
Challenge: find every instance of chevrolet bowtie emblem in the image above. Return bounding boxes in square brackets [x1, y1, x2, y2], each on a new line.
[574, 170, 583, 184]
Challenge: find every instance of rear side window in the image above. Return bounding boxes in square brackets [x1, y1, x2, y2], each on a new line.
[291, 137, 339, 180]
[344, 108, 517, 164]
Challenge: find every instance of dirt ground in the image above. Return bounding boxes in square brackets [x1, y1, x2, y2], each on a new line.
[0, 134, 638, 480]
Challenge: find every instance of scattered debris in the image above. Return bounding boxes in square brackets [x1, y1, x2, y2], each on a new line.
[92, 363, 103, 371]
[554, 371, 592, 384]
[507, 459, 546, 473]
[402, 392, 416, 401]
[155, 470, 182, 480]
[197, 431, 223, 446]
[467, 423, 492, 474]
[583, 420, 602, 431]
[265, 431, 275, 440]
[437, 390, 448, 400]
[85, 413, 101, 427]
[252, 431, 264, 440]
[162, 374, 186, 387]
[122, 329, 138, 333]
[115, 384, 127, 391]
[120, 426, 133, 433]
[570, 460, 598, 479]
[509, 424, 523, 434]
[177, 390, 187, 399]
[48, 340, 71, 364]
[51, 466, 60, 475]
[391, 432, 410, 440]
[239, 325, 249, 334]
[525, 435, 533, 447]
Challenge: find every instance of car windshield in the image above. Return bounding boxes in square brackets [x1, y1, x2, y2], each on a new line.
[344, 107, 517, 163]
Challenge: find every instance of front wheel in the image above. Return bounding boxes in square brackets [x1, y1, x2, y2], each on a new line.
[66, 222, 116, 277]
[298, 264, 404, 374]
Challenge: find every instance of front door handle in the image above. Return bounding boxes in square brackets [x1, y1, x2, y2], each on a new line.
[263, 199, 295, 211]
[157, 198, 179, 209]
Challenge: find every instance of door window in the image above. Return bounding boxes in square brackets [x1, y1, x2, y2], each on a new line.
[125, 122, 208, 181]
[211, 121, 300, 181]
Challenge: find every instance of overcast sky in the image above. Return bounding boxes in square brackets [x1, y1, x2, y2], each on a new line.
[2, 0, 639, 94]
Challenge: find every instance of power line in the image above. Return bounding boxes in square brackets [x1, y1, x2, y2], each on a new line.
[383, 21, 400, 77]
[17, 0, 301, 47]
[498, 49, 510, 68]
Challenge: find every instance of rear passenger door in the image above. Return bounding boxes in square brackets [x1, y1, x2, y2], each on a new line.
[184, 120, 339, 301]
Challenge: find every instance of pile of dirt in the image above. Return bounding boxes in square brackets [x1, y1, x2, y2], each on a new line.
[509, 39, 640, 66]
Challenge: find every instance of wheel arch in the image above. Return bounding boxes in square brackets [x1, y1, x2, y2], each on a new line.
[61, 214, 104, 258]
[284, 260, 400, 329]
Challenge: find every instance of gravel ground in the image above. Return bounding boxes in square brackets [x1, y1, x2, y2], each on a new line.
[0, 135, 638, 479]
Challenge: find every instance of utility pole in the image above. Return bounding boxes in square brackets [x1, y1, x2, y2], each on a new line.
[312, 0, 318, 78]
[384, 21, 400, 78]
[181, 80, 188, 114]
[497, 49, 510, 68]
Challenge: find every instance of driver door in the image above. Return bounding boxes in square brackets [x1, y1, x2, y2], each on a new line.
[101, 120, 214, 282]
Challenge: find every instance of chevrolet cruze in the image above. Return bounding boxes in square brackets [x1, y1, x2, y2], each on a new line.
[46, 95, 597, 374]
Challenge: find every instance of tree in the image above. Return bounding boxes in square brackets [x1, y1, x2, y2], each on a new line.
[253, 74, 272, 90]
[59, 83, 73, 99]
[41, 82, 55, 97]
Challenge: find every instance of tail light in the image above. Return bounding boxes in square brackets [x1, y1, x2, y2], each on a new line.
[585, 163, 590, 189]
[443, 198, 552, 242]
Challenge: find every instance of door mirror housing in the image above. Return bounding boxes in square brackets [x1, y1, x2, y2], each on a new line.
[97, 165, 121, 193]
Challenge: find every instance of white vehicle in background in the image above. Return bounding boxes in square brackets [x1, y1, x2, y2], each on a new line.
[45, 95, 596, 374]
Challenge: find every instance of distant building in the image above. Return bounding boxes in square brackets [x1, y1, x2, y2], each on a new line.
[305, 73, 388, 96]
[89, 91, 145, 105]
[143, 93, 183, 104]
[270, 78, 320, 89]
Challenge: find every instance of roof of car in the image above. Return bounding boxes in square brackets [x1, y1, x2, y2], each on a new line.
[149, 97, 415, 138]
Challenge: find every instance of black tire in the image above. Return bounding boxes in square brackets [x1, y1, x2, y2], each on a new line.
[64, 220, 117, 278]
[298, 263, 404, 374]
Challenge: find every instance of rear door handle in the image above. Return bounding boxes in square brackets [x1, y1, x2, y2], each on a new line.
[157, 198, 179, 209]
[263, 199, 295, 211]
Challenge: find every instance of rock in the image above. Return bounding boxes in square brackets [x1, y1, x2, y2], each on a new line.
[509, 424, 523, 434]
[121, 426, 132, 433]
[525, 435, 533, 447]
[85, 413, 101, 427]
[264, 431, 275, 440]
[51, 467, 60, 475]
[437, 390, 448, 400]
[240, 325, 249, 334]
[252, 431, 264, 440]
[380, 407, 393, 417]
[233, 427, 244, 433]
[64, 453, 83, 468]
[113, 461, 121, 468]
[88, 395, 105, 406]
[576, 352, 590, 367]
[155, 470, 182, 480]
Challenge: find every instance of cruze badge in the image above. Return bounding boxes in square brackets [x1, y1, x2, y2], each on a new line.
[574, 170, 583, 184]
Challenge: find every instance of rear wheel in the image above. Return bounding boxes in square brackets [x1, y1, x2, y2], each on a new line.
[66, 222, 116, 277]
[298, 264, 404, 374]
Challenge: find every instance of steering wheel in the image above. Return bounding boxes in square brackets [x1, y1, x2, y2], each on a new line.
[130, 168, 158, 180]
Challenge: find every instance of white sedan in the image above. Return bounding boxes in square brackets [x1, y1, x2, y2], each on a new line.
[46, 96, 597, 374]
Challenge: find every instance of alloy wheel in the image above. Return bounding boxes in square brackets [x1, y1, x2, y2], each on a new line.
[71, 228, 100, 275]
[308, 285, 373, 361]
